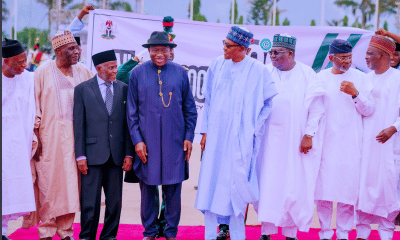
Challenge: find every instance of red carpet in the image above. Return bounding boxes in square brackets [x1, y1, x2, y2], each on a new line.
[8, 224, 400, 239]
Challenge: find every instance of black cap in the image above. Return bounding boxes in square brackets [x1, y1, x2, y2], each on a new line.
[74, 36, 81, 46]
[92, 50, 117, 67]
[142, 31, 177, 48]
[2, 38, 25, 58]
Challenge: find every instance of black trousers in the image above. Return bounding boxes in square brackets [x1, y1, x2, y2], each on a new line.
[79, 157, 123, 240]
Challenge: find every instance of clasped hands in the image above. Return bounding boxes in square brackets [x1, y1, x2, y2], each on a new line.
[135, 140, 192, 164]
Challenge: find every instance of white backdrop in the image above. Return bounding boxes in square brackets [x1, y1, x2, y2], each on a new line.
[87, 9, 374, 142]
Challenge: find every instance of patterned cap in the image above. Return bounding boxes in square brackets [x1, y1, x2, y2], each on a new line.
[272, 34, 296, 51]
[226, 26, 254, 48]
[369, 35, 395, 56]
[51, 30, 76, 50]
[329, 39, 353, 54]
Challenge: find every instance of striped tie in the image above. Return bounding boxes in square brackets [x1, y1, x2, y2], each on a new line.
[104, 81, 113, 115]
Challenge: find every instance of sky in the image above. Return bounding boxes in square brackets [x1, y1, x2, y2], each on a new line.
[2, 0, 398, 37]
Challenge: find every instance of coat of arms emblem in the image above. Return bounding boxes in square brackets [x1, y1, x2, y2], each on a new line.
[101, 20, 117, 39]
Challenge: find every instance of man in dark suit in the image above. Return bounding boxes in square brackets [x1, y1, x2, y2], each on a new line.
[73, 50, 134, 240]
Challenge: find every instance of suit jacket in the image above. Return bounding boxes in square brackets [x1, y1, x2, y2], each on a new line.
[73, 75, 134, 166]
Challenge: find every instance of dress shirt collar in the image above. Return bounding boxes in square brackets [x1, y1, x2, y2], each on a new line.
[96, 74, 114, 86]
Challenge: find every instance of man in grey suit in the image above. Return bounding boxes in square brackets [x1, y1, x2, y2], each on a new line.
[73, 50, 134, 240]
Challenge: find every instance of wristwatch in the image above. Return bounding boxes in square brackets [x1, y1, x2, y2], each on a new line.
[352, 91, 359, 99]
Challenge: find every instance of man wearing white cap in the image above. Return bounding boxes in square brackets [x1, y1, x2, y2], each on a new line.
[31, 30, 94, 240]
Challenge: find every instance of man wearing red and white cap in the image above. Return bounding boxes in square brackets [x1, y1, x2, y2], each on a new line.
[356, 35, 400, 240]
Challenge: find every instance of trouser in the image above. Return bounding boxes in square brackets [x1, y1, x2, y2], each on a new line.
[204, 211, 245, 240]
[2, 213, 29, 236]
[316, 200, 354, 239]
[37, 213, 75, 239]
[79, 158, 123, 240]
[140, 181, 182, 238]
[261, 222, 297, 238]
[356, 210, 399, 240]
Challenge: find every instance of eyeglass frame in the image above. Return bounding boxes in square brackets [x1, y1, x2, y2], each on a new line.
[330, 54, 352, 61]
[267, 50, 291, 56]
[222, 40, 242, 49]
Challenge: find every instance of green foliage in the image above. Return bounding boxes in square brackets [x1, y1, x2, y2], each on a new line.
[383, 20, 388, 31]
[188, 0, 207, 22]
[282, 17, 290, 26]
[17, 27, 51, 49]
[237, 15, 244, 24]
[229, 0, 244, 24]
[343, 15, 349, 26]
[2, 0, 9, 21]
[310, 19, 316, 26]
[217, 18, 221, 23]
[248, 0, 278, 25]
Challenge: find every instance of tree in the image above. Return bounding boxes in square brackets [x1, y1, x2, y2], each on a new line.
[70, 0, 133, 12]
[2, 0, 9, 21]
[248, 0, 276, 25]
[17, 27, 51, 49]
[311, 19, 316, 26]
[326, 19, 343, 26]
[188, 0, 207, 22]
[343, 15, 349, 26]
[333, 0, 395, 29]
[36, 0, 74, 41]
[383, 20, 389, 30]
[282, 17, 290, 26]
[230, 0, 244, 24]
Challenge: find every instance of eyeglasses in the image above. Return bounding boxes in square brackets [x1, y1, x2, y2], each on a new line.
[267, 50, 289, 56]
[223, 40, 241, 49]
[331, 55, 352, 61]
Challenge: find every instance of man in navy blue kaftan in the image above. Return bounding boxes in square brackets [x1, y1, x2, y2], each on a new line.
[126, 31, 197, 240]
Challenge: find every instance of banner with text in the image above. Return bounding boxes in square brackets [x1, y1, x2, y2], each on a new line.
[87, 9, 374, 143]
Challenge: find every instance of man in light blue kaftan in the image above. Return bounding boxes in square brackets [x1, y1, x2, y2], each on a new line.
[195, 26, 278, 240]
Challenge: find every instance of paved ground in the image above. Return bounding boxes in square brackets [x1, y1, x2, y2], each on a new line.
[7, 143, 397, 236]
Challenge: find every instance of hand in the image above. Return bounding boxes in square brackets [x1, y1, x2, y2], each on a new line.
[133, 56, 140, 62]
[184, 140, 193, 162]
[376, 126, 397, 143]
[135, 142, 148, 163]
[375, 28, 389, 37]
[200, 134, 207, 151]
[77, 5, 95, 20]
[77, 159, 88, 175]
[340, 81, 358, 97]
[122, 157, 133, 171]
[300, 135, 313, 154]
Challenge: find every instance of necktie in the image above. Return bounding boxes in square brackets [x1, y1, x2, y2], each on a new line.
[104, 81, 113, 115]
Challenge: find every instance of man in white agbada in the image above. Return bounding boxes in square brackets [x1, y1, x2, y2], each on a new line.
[257, 34, 326, 240]
[355, 35, 400, 240]
[2, 39, 36, 239]
[195, 26, 277, 240]
[314, 39, 375, 240]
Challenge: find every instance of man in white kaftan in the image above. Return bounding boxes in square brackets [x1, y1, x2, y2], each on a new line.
[195, 26, 277, 240]
[314, 39, 375, 240]
[2, 39, 36, 239]
[355, 35, 400, 240]
[257, 34, 326, 240]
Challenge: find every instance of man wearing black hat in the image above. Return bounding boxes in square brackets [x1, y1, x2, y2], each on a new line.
[315, 39, 375, 240]
[73, 50, 134, 240]
[2, 38, 36, 240]
[126, 31, 197, 240]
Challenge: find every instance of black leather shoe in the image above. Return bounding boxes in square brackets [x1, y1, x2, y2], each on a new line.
[259, 235, 271, 240]
[285, 237, 297, 240]
[2, 236, 11, 240]
[216, 229, 229, 240]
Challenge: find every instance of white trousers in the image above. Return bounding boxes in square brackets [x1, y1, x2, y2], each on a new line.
[356, 210, 398, 240]
[2, 212, 29, 236]
[261, 222, 297, 238]
[316, 201, 354, 240]
[204, 211, 245, 240]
